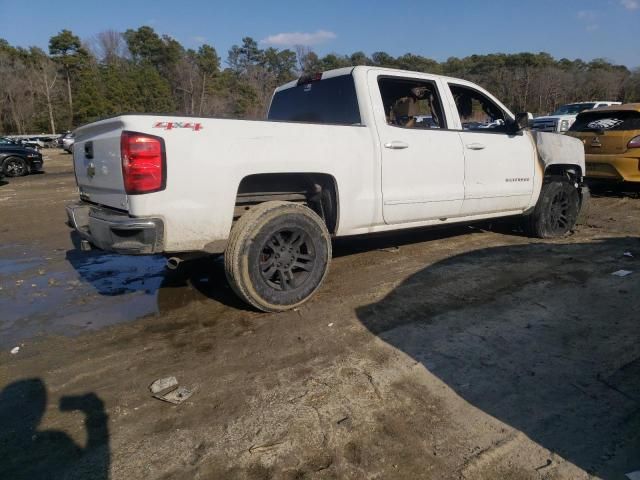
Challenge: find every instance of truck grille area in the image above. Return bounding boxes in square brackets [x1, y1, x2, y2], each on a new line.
[531, 119, 558, 132]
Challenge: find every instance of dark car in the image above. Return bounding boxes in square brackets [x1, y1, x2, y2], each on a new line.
[0, 137, 44, 177]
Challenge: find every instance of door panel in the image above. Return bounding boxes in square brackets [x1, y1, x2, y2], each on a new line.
[445, 82, 535, 215]
[381, 126, 465, 223]
[459, 131, 535, 214]
[369, 71, 465, 225]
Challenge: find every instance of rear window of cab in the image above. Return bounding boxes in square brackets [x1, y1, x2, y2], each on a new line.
[570, 110, 640, 132]
[268, 74, 361, 126]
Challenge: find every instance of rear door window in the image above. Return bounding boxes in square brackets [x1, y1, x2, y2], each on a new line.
[377, 77, 447, 129]
[570, 111, 640, 132]
[268, 74, 361, 125]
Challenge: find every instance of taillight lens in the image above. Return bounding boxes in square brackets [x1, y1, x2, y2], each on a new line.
[121, 131, 165, 194]
[628, 135, 640, 149]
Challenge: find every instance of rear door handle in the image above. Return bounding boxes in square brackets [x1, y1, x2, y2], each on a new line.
[466, 143, 486, 150]
[384, 141, 409, 150]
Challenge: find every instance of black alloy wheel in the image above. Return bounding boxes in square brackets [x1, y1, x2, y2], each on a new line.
[225, 201, 332, 312]
[3, 157, 28, 177]
[258, 228, 316, 291]
[547, 189, 572, 235]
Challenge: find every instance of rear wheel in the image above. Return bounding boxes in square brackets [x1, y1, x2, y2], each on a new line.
[3, 157, 28, 177]
[526, 180, 579, 238]
[224, 201, 332, 312]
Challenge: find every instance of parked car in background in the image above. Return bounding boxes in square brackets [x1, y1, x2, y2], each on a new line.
[13, 138, 41, 151]
[23, 137, 46, 149]
[567, 103, 640, 183]
[61, 132, 75, 153]
[0, 137, 43, 177]
[28, 136, 59, 148]
[531, 101, 621, 133]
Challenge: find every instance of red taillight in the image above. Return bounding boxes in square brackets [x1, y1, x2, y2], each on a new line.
[121, 131, 165, 194]
[628, 135, 640, 149]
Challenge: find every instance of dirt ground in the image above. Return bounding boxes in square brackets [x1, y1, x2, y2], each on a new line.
[1, 149, 639, 480]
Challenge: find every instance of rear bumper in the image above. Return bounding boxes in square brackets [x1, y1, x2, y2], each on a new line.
[585, 154, 640, 182]
[66, 202, 164, 254]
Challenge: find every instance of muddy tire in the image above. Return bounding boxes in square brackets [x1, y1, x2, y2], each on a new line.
[224, 201, 332, 312]
[526, 180, 580, 238]
[3, 157, 28, 177]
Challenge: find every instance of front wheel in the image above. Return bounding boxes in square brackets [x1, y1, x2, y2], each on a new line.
[3, 157, 29, 177]
[224, 201, 332, 312]
[526, 180, 580, 238]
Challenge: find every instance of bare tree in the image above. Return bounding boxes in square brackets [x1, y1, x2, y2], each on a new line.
[31, 50, 59, 134]
[92, 30, 129, 64]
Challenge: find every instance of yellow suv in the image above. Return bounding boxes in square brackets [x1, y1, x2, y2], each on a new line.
[567, 104, 640, 183]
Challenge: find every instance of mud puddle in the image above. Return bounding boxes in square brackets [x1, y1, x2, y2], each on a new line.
[0, 246, 208, 348]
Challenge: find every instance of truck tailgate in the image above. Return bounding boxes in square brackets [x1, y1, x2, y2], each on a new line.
[73, 118, 128, 210]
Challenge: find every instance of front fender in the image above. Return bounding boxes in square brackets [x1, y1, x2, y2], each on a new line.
[530, 131, 585, 176]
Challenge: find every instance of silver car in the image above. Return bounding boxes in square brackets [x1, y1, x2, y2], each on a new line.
[62, 133, 75, 153]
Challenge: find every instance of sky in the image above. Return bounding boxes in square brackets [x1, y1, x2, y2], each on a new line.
[1, 0, 639, 67]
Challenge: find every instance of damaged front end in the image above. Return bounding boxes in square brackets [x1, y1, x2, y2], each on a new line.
[530, 130, 590, 223]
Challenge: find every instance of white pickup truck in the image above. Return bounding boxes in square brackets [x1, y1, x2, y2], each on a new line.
[66, 66, 587, 312]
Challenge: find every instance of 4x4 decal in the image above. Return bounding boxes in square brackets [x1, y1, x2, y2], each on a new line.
[153, 121, 203, 131]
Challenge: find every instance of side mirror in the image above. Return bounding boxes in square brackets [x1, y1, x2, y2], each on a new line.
[515, 112, 533, 130]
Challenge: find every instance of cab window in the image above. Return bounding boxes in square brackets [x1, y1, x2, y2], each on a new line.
[378, 77, 446, 130]
[449, 84, 509, 133]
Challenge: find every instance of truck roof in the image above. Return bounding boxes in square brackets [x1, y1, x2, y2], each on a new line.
[275, 65, 485, 93]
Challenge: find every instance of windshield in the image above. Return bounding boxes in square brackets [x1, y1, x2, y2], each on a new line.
[268, 74, 361, 125]
[552, 103, 596, 116]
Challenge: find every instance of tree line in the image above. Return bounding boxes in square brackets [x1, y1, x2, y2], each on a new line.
[1, 27, 639, 134]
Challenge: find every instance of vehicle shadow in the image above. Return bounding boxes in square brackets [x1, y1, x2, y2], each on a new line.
[588, 181, 640, 199]
[157, 255, 253, 312]
[65, 232, 166, 297]
[332, 224, 478, 258]
[355, 236, 640, 479]
[0, 378, 110, 480]
[64, 226, 488, 313]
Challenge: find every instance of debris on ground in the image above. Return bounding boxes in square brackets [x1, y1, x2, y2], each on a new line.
[379, 246, 400, 253]
[612, 270, 633, 277]
[149, 376, 178, 394]
[623, 252, 634, 258]
[149, 376, 193, 404]
[158, 386, 194, 405]
[10, 346, 20, 355]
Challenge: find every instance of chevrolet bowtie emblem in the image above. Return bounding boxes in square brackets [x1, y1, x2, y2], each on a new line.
[87, 162, 96, 178]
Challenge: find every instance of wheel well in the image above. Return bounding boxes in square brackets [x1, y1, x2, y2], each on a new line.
[234, 173, 339, 234]
[544, 164, 582, 182]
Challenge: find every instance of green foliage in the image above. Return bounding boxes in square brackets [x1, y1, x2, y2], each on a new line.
[228, 37, 262, 74]
[123, 26, 183, 74]
[197, 44, 220, 75]
[49, 29, 86, 67]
